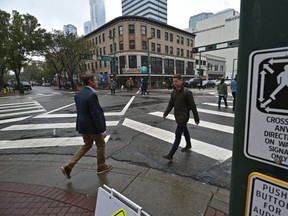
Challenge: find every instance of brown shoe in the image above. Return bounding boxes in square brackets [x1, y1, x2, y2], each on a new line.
[97, 164, 113, 175]
[61, 165, 71, 179]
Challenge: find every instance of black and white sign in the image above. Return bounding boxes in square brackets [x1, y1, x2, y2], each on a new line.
[246, 172, 288, 216]
[245, 47, 288, 169]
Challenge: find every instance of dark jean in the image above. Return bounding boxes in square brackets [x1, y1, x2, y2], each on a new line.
[218, 95, 228, 107]
[169, 122, 191, 156]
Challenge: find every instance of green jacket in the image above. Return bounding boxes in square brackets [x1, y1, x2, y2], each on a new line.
[164, 87, 199, 123]
[217, 83, 227, 95]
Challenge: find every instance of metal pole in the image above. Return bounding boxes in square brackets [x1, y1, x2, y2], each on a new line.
[147, 38, 151, 87]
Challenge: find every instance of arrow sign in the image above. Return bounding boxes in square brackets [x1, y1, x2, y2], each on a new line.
[263, 64, 274, 74]
[269, 58, 288, 65]
[258, 70, 266, 102]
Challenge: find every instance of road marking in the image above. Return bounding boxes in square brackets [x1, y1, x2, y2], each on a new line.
[197, 108, 235, 118]
[1, 121, 119, 131]
[149, 111, 234, 134]
[0, 136, 110, 150]
[0, 103, 37, 110]
[201, 102, 233, 107]
[0, 101, 35, 107]
[122, 118, 232, 162]
[0, 106, 41, 113]
[0, 116, 31, 124]
[0, 109, 46, 118]
[34, 95, 136, 118]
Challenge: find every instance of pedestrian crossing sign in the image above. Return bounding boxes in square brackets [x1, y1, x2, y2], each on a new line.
[245, 47, 288, 169]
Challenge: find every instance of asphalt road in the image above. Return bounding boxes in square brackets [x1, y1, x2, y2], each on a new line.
[0, 86, 234, 189]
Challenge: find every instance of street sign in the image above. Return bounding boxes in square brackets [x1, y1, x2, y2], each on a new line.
[80, 54, 94, 60]
[246, 172, 288, 216]
[245, 47, 288, 169]
[101, 56, 113, 61]
[95, 185, 150, 216]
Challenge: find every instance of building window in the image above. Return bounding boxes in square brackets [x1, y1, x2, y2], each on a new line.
[151, 42, 155, 52]
[129, 55, 137, 68]
[113, 28, 115, 37]
[165, 32, 168, 41]
[129, 40, 135, 49]
[100, 48, 102, 56]
[165, 45, 169, 54]
[129, 25, 135, 34]
[99, 35, 101, 43]
[164, 59, 174, 75]
[95, 62, 98, 69]
[186, 62, 194, 75]
[103, 47, 106, 55]
[141, 55, 148, 68]
[119, 56, 126, 73]
[119, 41, 124, 50]
[119, 26, 123, 35]
[102, 33, 105, 42]
[176, 60, 184, 74]
[110, 44, 113, 53]
[220, 65, 224, 71]
[186, 38, 190, 46]
[109, 30, 112, 37]
[186, 50, 189, 58]
[95, 37, 98, 44]
[181, 37, 184, 45]
[141, 25, 147, 35]
[151, 57, 162, 74]
[151, 28, 155, 38]
[177, 48, 180, 55]
[170, 33, 173, 42]
[177, 35, 180, 43]
[215, 65, 219, 71]
[142, 41, 147, 50]
[181, 49, 184, 56]
[170, 46, 173, 55]
[157, 29, 161, 39]
[190, 39, 193, 47]
[157, 44, 161, 53]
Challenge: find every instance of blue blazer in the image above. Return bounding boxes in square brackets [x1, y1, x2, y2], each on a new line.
[74, 87, 106, 134]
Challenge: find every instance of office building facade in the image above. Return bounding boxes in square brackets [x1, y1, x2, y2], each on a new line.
[83, 16, 197, 87]
[63, 24, 77, 36]
[122, 0, 167, 23]
[189, 12, 213, 30]
[192, 9, 240, 79]
[90, 0, 106, 30]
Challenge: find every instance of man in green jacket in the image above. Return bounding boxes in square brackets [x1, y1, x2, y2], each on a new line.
[217, 78, 228, 108]
[162, 74, 200, 160]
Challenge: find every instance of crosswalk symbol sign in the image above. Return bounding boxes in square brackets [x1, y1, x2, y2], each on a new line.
[112, 208, 126, 216]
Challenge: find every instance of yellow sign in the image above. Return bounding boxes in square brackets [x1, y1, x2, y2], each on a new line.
[246, 172, 288, 216]
[112, 208, 126, 216]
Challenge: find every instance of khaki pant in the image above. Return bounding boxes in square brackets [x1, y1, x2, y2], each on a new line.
[67, 134, 106, 169]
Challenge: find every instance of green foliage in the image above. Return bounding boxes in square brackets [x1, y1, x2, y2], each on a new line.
[0, 10, 50, 89]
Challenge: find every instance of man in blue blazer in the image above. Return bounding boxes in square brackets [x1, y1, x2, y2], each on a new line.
[61, 74, 112, 179]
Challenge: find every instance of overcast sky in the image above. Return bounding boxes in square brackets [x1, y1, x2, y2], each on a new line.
[1, 0, 240, 36]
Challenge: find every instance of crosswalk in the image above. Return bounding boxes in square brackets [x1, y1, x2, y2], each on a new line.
[0, 94, 235, 164]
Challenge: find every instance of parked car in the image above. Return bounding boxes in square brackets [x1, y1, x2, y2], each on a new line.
[196, 80, 216, 88]
[224, 79, 232, 86]
[14, 81, 32, 91]
[184, 78, 201, 88]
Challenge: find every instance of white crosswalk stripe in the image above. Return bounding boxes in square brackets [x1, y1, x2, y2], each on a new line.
[122, 118, 232, 162]
[0, 96, 234, 165]
[149, 111, 234, 134]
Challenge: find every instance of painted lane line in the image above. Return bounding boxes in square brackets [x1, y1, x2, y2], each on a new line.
[149, 111, 234, 134]
[0, 106, 41, 113]
[0, 101, 35, 107]
[0, 116, 31, 125]
[201, 102, 233, 108]
[46, 103, 75, 114]
[0, 109, 46, 118]
[0, 104, 38, 110]
[122, 118, 232, 162]
[119, 95, 135, 115]
[197, 108, 235, 118]
[1, 121, 119, 131]
[0, 136, 110, 150]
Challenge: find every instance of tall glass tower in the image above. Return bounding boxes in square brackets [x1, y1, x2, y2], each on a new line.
[122, 0, 167, 23]
[90, 0, 106, 30]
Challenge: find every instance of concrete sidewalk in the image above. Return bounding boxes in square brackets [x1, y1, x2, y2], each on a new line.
[0, 154, 229, 216]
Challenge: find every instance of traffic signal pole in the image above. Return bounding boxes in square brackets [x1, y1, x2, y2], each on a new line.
[229, 1, 288, 215]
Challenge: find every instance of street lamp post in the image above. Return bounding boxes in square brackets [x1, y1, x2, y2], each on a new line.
[147, 36, 153, 87]
[232, 58, 237, 79]
[108, 35, 116, 74]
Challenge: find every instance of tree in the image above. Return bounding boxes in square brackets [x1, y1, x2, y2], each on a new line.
[4, 10, 50, 90]
[45, 30, 90, 90]
[0, 10, 10, 85]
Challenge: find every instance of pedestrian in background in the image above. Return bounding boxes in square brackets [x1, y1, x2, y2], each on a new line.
[61, 74, 112, 179]
[217, 78, 228, 108]
[110, 78, 116, 95]
[230, 75, 237, 111]
[162, 74, 200, 161]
